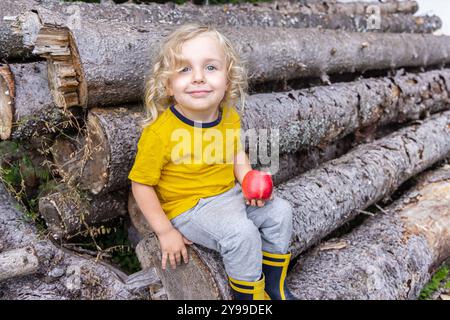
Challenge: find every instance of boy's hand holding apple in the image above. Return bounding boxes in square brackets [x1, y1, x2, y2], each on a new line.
[242, 170, 274, 207]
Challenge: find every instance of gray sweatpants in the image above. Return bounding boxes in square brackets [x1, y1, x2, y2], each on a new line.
[171, 183, 293, 282]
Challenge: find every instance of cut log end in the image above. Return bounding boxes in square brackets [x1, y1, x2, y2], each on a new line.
[51, 134, 85, 184]
[34, 26, 85, 109]
[82, 114, 110, 194]
[0, 65, 14, 140]
[401, 176, 450, 268]
[39, 187, 128, 240]
[52, 114, 110, 195]
[136, 234, 222, 300]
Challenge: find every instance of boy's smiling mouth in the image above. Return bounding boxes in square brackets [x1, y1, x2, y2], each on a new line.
[188, 90, 212, 97]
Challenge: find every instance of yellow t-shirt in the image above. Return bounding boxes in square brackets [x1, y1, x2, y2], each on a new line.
[128, 104, 243, 220]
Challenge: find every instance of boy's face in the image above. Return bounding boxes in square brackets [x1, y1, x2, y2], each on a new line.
[166, 33, 229, 113]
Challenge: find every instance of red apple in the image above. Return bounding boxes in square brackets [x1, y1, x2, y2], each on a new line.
[242, 170, 273, 200]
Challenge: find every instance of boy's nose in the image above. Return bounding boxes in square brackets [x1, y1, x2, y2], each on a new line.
[192, 70, 205, 83]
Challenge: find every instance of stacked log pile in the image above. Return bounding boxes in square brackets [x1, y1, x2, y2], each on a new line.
[1, 0, 450, 300]
[0, 181, 158, 299]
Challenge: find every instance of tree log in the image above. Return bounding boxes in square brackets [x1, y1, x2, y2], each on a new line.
[282, 111, 450, 257]
[1, 0, 426, 31]
[0, 62, 83, 141]
[22, 8, 450, 108]
[51, 106, 143, 195]
[52, 68, 450, 195]
[0, 181, 156, 299]
[287, 162, 450, 299]
[23, 0, 442, 34]
[0, 0, 36, 61]
[136, 111, 450, 299]
[1, 0, 430, 63]
[136, 235, 230, 300]
[242, 68, 450, 154]
[0, 246, 39, 281]
[38, 185, 128, 240]
[114, 1, 420, 16]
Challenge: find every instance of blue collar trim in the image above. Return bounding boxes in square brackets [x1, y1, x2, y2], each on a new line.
[170, 105, 222, 128]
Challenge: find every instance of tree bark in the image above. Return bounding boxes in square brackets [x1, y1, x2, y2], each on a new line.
[23, 8, 450, 109]
[0, 181, 156, 300]
[116, 1, 420, 16]
[287, 162, 450, 299]
[0, 0, 36, 61]
[225, 0, 420, 16]
[38, 185, 128, 240]
[51, 68, 450, 195]
[0, 62, 83, 141]
[377, 15, 441, 34]
[136, 111, 450, 299]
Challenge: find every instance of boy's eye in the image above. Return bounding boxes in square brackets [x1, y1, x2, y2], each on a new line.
[179, 65, 217, 73]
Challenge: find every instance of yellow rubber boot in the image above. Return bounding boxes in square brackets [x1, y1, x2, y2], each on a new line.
[262, 251, 296, 300]
[228, 274, 266, 300]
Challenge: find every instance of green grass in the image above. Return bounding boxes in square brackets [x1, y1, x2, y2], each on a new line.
[419, 266, 450, 300]
[0, 141, 50, 234]
[107, 229, 142, 274]
[67, 219, 142, 274]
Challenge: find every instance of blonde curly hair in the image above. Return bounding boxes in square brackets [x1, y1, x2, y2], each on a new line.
[142, 23, 248, 128]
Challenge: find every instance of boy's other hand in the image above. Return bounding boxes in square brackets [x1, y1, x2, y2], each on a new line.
[157, 228, 193, 270]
